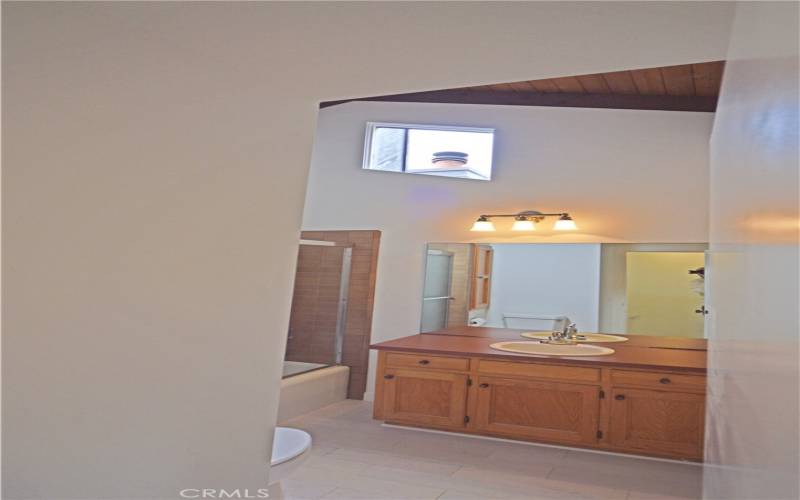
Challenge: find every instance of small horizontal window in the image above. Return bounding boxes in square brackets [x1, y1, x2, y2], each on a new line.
[362, 122, 495, 181]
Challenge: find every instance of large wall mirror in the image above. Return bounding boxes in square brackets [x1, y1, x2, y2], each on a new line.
[421, 243, 708, 338]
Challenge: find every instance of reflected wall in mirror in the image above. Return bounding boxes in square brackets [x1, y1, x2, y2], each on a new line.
[421, 243, 708, 338]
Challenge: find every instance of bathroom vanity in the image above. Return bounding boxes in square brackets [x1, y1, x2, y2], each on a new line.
[371, 327, 707, 461]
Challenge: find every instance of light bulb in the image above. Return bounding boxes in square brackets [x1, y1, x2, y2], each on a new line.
[553, 214, 577, 231]
[511, 218, 536, 231]
[470, 217, 496, 232]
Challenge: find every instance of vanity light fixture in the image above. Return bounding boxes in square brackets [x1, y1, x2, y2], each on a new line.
[553, 214, 578, 231]
[469, 210, 578, 232]
[469, 215, 497, 232]
[511, 215, 536, 231]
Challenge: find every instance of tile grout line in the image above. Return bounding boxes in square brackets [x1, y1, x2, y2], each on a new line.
[323, 445, 477, 479]
[316, 484, 339, 500]
[320, 446, 340, 457]
[448, 464, 466, 478]
[351, 463, 450, 500]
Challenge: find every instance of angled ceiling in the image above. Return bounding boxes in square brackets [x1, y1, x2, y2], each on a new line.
[321, 61, 725, 112]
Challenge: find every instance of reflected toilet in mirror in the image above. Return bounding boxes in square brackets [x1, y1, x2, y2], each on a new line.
[420, 242, 708, 338]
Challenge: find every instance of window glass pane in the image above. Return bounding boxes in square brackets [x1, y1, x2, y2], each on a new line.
[363, 122, 494, 180]
[405, 129, 494, 180]
[369, 127, 406, 172]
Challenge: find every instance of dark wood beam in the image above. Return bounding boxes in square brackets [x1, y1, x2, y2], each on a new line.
[320, 89, 718, 112]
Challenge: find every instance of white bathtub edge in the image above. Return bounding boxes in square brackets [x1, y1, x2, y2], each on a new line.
[277, 365, 350, 423]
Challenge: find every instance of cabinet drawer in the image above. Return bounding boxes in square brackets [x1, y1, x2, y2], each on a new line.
[385, 353, 470, 371]
[611, 370, 705, 392]
[478, 360, 600, 383]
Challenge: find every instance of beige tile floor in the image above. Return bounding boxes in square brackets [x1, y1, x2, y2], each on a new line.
[277, 400, 703, 500]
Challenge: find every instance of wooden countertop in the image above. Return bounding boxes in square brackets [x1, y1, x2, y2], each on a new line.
[424, 326, 708, 350]
[371, 326, 707, 374]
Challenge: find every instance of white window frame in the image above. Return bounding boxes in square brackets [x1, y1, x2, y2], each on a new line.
[362, 121, 496, 179]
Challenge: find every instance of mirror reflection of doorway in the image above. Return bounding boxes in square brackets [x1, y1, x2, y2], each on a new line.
[421, 251, 454, 332]
[625, 252, 706, 337]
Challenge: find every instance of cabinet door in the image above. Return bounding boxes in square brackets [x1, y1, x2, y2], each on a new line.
[382, 368, 468, 428]
[609, 388, 705, 459]
[474, 376, 600, 445]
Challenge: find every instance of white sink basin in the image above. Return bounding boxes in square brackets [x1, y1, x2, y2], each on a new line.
[520, 332, 628, 343]
[490, 341, 615, 356]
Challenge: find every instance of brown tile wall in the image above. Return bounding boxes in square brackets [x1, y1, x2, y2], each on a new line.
[285, 244, 344, 364]
[286, 230, 381, 399]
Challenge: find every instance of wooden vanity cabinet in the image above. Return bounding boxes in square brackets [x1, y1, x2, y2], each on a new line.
[373, 350, 707, 461]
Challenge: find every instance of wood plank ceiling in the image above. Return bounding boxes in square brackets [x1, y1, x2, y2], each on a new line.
[321, 61, 725, 112]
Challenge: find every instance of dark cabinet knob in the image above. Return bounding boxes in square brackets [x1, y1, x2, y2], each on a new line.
[384, 374, 394, 380]
[479, 383, 489, 388]
[418, 359, 430, 365]
[659, 377, 671, 384]
[615, 394, 626, 400]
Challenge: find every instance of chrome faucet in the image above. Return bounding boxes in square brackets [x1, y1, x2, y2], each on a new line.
[552, 316, 570, 337]
[544, 319, 578, 344]
[564, 322, 578, 339]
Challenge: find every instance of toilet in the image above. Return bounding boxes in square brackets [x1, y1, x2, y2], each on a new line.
[269, 427, 312, 498]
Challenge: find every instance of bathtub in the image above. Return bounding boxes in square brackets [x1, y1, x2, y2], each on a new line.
[277, 363, 350, 422]
[283, 361, 328, 378]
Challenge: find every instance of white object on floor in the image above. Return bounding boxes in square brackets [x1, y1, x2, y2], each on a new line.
[271, 427, 312, 467]
[282, 360, 328, 378]
[277, 365, 349, 422]
[269, 427, 312, 498]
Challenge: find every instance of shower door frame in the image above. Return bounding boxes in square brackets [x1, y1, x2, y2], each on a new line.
[334, 246, 352, 364]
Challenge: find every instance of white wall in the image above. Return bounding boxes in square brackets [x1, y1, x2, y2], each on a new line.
[485, 244, 601, 331]
[704, 2, 799, 499]
[303, 101, 715, 399]
[3, 2, 735, 498]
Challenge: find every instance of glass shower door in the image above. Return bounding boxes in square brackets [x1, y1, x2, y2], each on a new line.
[284, 240, 352, 376]
[421, 251, 454, 332]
